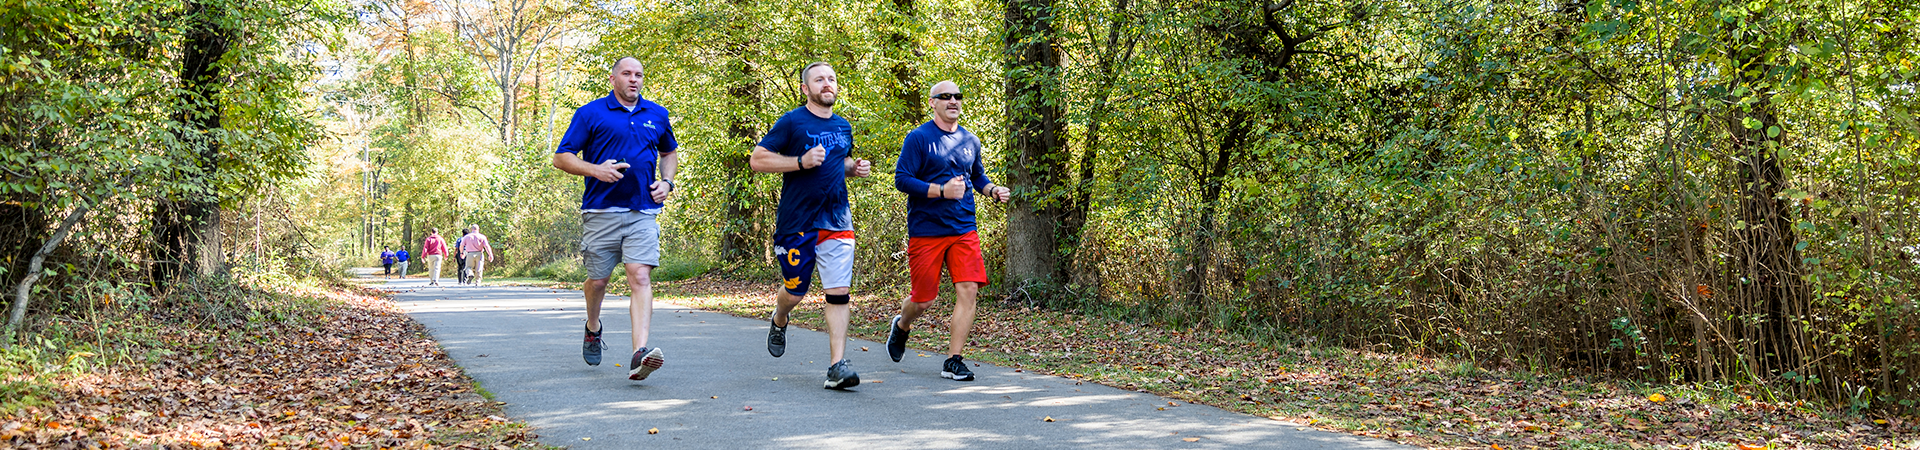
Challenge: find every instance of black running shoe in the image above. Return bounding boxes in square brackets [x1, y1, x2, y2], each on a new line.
[767, 314, 788, 358]
[941, 355, 974, 381]
[825, 359, 860, 389]
[629, 347, 664, 381]
[886, 315, 909, 362]
[582, 324, 605, 366]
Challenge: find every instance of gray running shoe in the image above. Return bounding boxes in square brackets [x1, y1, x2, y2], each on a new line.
[582, 325, 605, 366]
[824, 359, 860, 390]
[767, 314, 788, 358]
[628, 347, 664, 381]
[941, 355, 974, 381]
[885, 315, 909, 362]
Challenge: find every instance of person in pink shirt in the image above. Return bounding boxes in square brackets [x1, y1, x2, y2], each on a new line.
[460, 225, 496, 284]
[422, 228, 450, 286]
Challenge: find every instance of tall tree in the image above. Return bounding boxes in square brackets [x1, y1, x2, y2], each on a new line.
[151, 0, 235, 286]
[715, 0, 768, 264]
[443, 0, 573, 146]
[1002, 0, 1068, 293]
[886, 0, 924, 124]
[1722, 4, 1809, 377]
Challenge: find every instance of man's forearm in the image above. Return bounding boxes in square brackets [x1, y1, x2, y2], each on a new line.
[553, 152, 600, 177]
[659, 152, 679, 184]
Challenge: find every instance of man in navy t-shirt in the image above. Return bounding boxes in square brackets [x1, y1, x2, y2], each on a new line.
[748, 62, 873, 390]
[551, 56, 679, 382]
[883, 80, 1011, 382]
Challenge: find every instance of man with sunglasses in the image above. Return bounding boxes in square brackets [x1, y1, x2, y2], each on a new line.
[749, 62, 874, 390]
[884, 81, 1010, 382]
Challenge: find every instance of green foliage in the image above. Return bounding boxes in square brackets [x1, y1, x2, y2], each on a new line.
[292, 0, 1919, 410]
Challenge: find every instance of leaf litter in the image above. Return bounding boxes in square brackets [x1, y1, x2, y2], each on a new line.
[663, 277, 1917, 449]
[1, 284, 542, 448]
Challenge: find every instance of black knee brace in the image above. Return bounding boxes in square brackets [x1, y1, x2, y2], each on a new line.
[825, 294, 850, 305]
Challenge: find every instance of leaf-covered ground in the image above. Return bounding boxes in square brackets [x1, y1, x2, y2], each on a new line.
[658, 277, 1916, 450]
[1, 283, 543, 448]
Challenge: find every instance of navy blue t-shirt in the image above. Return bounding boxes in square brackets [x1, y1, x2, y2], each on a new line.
[555, 92, 679, 211]
[759, 106, 853, 235]
[893, 121, 993, 237]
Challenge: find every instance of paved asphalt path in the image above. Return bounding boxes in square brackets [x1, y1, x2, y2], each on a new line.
[378, 276, 1410, 449]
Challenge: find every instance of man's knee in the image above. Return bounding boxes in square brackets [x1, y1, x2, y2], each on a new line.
[585, 278, 610, 290]
[625, 264, 653, 284]
[954, 282, 980, 297]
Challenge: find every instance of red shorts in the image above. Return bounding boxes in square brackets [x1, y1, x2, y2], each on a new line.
[907, 231, 989, 303]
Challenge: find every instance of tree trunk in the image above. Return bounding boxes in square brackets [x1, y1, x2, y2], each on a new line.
[403, 202, 415, 264]
[1726, 10, 1807, 378]
[888, 0, 923, 124]
[1002, 0, 1068, 293]
[1063, 0, 1135, 293]
[151, 0, 230, 287]
[1182, 113, 1250, 308]
[717, 0, 765, 264]
[4, 203, 91, 349]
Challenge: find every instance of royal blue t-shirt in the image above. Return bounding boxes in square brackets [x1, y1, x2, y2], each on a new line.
[555, 92, 679, 212]
[396, 250, 409, 262]
[759, 106, 854, 235]
[381, 251, 395, 265]
[893, 121, 993, 237]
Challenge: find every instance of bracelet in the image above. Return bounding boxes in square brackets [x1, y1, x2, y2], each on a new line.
[936, 184, 945, 198]
[795, 155, 805, 169]
[664, 180, 675, 192]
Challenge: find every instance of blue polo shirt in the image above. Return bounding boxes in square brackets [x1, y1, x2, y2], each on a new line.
[758, 106, 854, 235]
[555, 92, 679, 212]
[893, 121, 993, 237]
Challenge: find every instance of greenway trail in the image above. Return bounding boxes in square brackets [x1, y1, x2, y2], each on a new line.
[380, 277, 1409, 449]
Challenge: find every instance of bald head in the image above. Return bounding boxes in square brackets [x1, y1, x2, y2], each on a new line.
[609, 57, 644, 105]
[927, 80, 963, 128]
[927, 80, 958, 98]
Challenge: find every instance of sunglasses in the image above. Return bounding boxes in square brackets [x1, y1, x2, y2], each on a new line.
[931, 93, 964, 101]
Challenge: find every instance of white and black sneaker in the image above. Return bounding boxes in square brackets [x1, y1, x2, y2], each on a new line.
[628, 347, 664, 381]
[825, 359, 860, 390]
[941, 355, 974, 381]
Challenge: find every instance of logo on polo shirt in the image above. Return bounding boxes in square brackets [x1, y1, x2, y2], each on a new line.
[644, 121, 657, 129]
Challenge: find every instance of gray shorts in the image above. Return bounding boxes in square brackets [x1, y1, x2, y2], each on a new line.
[582, 211, 662, 279]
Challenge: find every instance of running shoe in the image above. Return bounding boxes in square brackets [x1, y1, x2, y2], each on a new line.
[767, 314, 788, 358]
[629, 347, 664, 381]
[941, 355, 974, 381]
[885, 315, 909, 362]
[825, 359, 860, 389]
[583, 324, 605, 366]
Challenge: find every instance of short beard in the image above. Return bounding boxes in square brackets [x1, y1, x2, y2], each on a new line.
[616, 89, 639, 104]
[808, 91, 837, 107]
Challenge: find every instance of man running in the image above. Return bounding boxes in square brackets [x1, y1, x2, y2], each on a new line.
[885, 81, 1010, 382]
[749, 62, 872, 389]
[551, 56, 679, 381]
